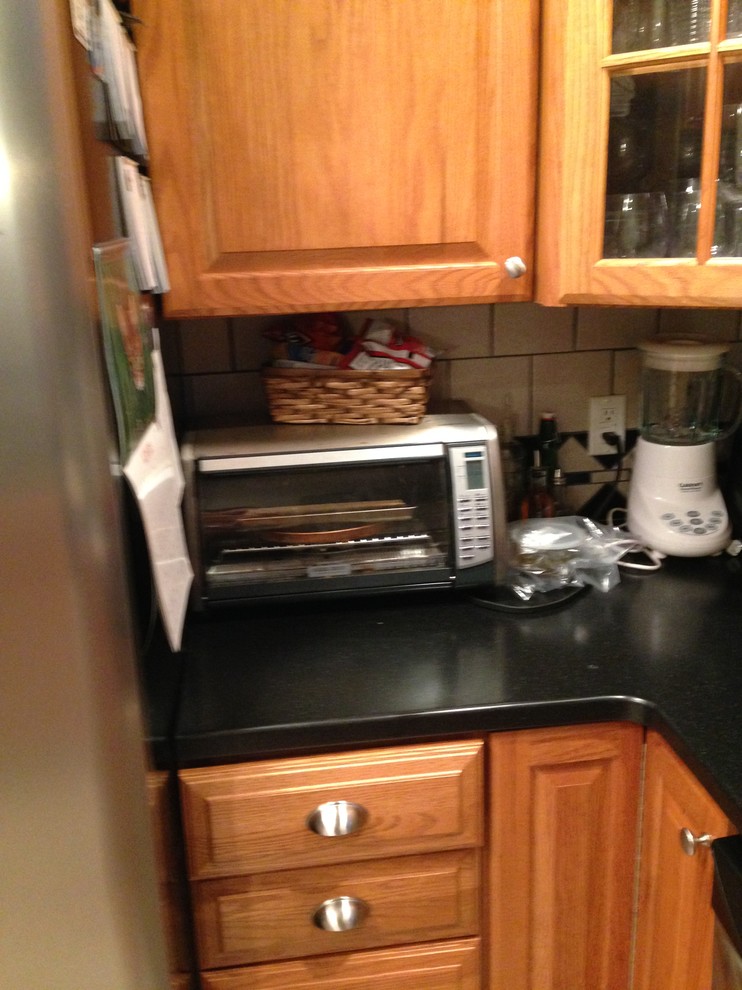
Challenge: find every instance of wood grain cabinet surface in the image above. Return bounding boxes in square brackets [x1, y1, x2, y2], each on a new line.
[538, 0, 742, 307]
[175, 726, 735, 989]
[181, 739, 484, 981]
[198, 938, 481, 990]
[179, 739, 484, 880]
[487, 722, 644, 990]
[146, 772, 195, 987]
[131, 0, 538, 316]
[633, 730, 735, 990]
[193, 849, 480, 969]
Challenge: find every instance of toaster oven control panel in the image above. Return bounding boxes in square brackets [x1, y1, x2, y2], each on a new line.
[449, 445, 494, 569]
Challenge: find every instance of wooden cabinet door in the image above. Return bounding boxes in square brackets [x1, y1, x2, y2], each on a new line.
[487, 722, 643, 990]
[633, 730, 734, 990]
[132, 0, 537, 316]
[537, 0, 742, 307]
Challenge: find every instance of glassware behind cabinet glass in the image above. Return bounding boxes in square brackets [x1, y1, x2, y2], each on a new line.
[716, 64, 742, 256]
[603, 68, 707, 260]
[666, 0, 711, 46]
[612, 0, 666, 52]
[604, 193, 669, 258]
[728, 0, 742, 38]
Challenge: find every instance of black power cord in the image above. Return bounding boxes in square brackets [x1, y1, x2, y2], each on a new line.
[589, 430, 626, 522]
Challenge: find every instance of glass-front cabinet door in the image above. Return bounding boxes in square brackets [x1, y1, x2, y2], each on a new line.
[538, 0, 742, 306]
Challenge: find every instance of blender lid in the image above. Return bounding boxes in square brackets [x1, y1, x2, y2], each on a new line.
[639, 339, 728, 372]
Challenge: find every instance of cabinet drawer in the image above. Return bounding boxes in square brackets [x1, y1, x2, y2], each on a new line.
[193, 849, 481, 969]
[199, 937, 481, 990]
[180, 740, 483, 880]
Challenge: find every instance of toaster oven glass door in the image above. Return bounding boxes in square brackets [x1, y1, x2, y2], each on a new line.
[197, 454, 453, 600]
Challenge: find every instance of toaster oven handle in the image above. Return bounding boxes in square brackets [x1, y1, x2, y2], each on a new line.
[472, 414, 509, 587]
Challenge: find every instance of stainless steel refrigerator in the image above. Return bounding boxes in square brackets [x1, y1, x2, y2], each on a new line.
[1, 2, 173, 986]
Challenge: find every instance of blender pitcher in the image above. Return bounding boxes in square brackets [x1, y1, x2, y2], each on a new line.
[628, 339, 742, 557]
[640, 339, 742, 445]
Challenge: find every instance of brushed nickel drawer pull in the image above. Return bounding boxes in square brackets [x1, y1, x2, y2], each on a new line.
[312, 895, 369, 932]
[679, 827, 713, 856]
[306, 800, 368, 837]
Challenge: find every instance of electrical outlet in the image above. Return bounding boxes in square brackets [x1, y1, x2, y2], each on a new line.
[588, 395, 626, 455]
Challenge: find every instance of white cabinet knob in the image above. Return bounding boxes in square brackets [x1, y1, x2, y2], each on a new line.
[504, 256, 527, 278]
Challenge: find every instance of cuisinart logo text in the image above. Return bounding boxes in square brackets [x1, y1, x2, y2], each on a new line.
[678, 482, 704, 493]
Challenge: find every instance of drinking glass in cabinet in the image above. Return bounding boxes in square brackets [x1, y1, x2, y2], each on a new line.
[723, 203, 742, 255]
[612, 0, 666, 52]
[604, 68, 707, 258]
[611, 0, 711, 52]
[667, 179, 727, 257]
[728, 0, 742, 37]
[669, 179, 702, 256]
[716, 63, 742, 256]
[604, 193, 669, 257]
[666, 0, 711, 46]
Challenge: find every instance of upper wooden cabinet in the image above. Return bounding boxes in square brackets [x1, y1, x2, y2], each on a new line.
[538, 0, 742, 307]
[132, 0, 538, 317]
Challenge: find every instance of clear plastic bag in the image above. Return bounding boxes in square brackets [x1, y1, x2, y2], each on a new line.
[506, 516, 637, 601]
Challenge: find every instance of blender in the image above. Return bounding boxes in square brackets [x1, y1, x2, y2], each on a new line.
[627, 339, 742, 556]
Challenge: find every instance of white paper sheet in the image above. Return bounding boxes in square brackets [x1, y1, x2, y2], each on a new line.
[123, 339, 192, 651]
[69, 0, 92, 48]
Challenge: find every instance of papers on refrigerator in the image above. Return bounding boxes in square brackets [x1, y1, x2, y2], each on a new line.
[69, 0, 93, 49]
[93, 0, 148, 157]
[123, 335, 193, 652]
[114, 156, 169, 293]
[94, 240, 190, 651]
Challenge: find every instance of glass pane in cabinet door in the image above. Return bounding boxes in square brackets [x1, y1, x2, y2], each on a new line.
[729, 1, 742, 38]
[612, 0, 710, 53]
[605, 68, 707, 259]
[717, 63, 742, 256]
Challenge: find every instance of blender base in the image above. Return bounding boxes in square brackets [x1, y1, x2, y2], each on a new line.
[627, 437, 731, 557]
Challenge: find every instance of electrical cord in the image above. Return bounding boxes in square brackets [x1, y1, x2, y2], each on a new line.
[592, 433, 666, 571]
[588, 430, 626, 524]
[606, 505, 666, 571]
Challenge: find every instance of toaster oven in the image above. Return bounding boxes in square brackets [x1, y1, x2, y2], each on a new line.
[180, 411, 508, 607]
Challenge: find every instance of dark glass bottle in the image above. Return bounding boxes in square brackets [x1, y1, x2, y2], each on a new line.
[538, 412, 560, 486]
[551, 467, 567, 516]
[520, 454, 555, 520]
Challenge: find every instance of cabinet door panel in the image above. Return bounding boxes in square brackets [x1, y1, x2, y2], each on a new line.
[538, 0, 742, 306]
[633, 731, 734, 990]
[132, 0, 537, 315]
[487, 722, 643, 990]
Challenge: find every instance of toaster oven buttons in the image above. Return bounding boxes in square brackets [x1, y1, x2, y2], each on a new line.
[453, 496, 493, 566]
[450, 445, 496, 569]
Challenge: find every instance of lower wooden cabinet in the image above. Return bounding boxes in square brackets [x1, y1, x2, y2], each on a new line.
[181, 739, 484, 984]
[198, 938, 481, 990]
[487, 722, 644, 990]
[633, 730, 735, 990]
[175, 725, 735, 990]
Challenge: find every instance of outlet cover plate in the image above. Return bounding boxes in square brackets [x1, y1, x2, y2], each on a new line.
[588, 395, 626, 455]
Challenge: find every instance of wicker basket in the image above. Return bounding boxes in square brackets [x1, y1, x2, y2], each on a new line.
[262, 366, 431, 424]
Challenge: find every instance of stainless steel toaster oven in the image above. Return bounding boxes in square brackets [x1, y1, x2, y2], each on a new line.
[180, 411, 508, 607]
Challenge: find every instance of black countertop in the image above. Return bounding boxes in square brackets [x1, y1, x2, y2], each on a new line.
[151, 554, 742, 830]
